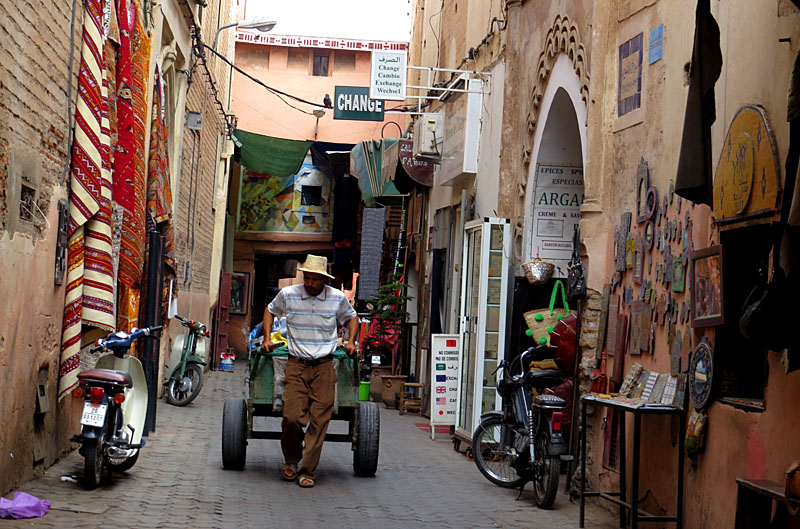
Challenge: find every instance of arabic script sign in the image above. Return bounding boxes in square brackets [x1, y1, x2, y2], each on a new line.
[370, 51, 407, 101]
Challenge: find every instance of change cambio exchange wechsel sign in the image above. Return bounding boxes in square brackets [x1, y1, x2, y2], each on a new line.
[369, 51, 407, 101]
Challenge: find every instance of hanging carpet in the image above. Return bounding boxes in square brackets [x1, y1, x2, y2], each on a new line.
[59, 0, 115, 399]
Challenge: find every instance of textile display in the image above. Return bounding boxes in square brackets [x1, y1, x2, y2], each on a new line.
[114, 0, 149, 289]
[117, 283, 141, 333]
[59, 0, 116, 399]
[147, 68, 176, 274]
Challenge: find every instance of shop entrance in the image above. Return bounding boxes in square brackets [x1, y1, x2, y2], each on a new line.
[526, 87, 585, 276]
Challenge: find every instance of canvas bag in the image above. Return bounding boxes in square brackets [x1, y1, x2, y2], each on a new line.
[524, 280, 572, 347]
[566, 224, 587, 303]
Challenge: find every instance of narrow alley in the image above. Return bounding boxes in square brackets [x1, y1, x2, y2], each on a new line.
[7, 363, 617, 529]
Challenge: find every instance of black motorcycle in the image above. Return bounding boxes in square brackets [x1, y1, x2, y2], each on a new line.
[471, 344, 571, 508]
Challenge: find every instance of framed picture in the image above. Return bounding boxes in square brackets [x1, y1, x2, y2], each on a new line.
[230, 272, 250, 315]
[690, 245, 724, 327]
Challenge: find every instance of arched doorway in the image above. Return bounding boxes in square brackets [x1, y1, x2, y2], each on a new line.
[523, 54, 587, 277]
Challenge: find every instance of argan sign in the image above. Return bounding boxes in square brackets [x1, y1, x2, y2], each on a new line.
[369, 51, 407, 101]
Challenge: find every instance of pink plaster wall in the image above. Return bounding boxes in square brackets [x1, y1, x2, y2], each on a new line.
[231, 43, 407, 143]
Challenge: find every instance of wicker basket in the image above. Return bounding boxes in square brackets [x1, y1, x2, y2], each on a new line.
[523, 280, 571, 346]
[522, 258, 555, 285]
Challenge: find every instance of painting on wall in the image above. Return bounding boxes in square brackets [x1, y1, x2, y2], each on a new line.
[237, 160, 333, 233]
[230, 272, 250, 316]
[690, 245, 724, 327]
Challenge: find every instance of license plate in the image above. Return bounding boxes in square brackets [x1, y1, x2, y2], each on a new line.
[80, 402, 107, 427]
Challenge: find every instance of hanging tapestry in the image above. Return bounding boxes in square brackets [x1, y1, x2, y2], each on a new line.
[113, 0, 149, 290]
[59, 0, 115, 399]
[147, 68, 176, 275]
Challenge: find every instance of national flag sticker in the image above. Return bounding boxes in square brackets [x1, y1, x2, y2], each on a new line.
[436, 397, 446, 405]
[436, 386, 446, 394]
[436, 363, 446, 370]
[436, 374, 446, 382]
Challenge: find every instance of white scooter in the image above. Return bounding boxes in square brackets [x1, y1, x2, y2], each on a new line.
[70, 326, 160, 488]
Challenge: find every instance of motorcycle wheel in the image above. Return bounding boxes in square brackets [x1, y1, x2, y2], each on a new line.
[532, 429, 561, 508]
[166, 363, 204, 406]
[472, 416, 529, 488]
[107, 449, 139, 473]
[83, 438, 104, 489]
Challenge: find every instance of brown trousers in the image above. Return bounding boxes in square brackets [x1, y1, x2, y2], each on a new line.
[281, 358, 336, 479]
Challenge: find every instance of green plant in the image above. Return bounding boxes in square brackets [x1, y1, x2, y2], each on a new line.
[363, 272, 413, 367]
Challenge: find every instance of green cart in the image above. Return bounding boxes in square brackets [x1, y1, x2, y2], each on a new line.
[221, 347, 380, 476]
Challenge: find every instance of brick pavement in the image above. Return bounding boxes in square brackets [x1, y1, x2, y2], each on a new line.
[5, 362, 619, 529]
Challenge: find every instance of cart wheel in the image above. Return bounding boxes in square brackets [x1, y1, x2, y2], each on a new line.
[453, 438, 461, 452]
[465, 447, 474, 461]
[353, 401, 380, 477]
[222, 398, 247, 470]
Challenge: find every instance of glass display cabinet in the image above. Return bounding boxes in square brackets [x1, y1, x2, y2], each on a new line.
[455, 218, 511, 443]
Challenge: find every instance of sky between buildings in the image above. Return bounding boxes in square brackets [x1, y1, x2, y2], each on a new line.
[244, 0, 413, 43]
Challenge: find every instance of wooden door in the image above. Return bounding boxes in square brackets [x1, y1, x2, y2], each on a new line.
[213, 270, 231, 370]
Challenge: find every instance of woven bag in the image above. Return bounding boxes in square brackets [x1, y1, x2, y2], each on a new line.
[522, 257, 555, 285]
[524, 280, 572, 346]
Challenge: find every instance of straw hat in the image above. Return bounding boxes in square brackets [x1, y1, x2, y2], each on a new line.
[298, 254, 334, 279]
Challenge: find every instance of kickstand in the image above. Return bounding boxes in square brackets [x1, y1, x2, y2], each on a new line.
[516, 481, 529, 501]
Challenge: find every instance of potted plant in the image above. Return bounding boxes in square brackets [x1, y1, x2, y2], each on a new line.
[362, 272, 412, 407]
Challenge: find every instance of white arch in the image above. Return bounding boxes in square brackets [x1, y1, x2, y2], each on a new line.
[522, 53, 588, 263]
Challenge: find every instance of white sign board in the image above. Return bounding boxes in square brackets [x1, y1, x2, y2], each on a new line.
[531, 164, 584, 277]
[430, 334, 460, 440]
[369, 51, 407, 101]
[440, 79, 482, 184]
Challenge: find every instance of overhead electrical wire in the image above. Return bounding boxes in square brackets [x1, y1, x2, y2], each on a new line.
[200, 43, 331, 116]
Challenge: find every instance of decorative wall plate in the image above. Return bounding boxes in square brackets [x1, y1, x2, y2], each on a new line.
[645, 186, 658, 220]
[689, 337, 714, 409]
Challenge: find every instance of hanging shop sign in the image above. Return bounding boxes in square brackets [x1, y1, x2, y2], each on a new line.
[398, 140, 434, 186]
[430, 334, 460, 437]
[333, 86, 385, 121]
[531, 164, 585, 277]
[369, 50, 407, 101]
[712, 105, 780, 224]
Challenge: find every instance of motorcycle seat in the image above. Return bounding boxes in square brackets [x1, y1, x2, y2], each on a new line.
[525, 369, 564, 389]
[534, 394, 567, 408]
[78, 369, 133, 387]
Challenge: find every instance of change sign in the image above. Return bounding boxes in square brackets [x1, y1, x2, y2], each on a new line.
[333, 86, 385, 121]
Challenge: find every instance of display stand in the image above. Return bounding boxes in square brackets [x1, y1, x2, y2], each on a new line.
[579, 393, 686, 529]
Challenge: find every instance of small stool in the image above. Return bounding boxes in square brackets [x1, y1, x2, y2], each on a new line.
[400, 382, 424, 415]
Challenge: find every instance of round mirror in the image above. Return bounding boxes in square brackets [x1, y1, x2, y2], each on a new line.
[689, 338, 714, 409]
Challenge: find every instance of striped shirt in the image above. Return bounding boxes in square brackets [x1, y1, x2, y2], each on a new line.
[268, 284, 357, 360]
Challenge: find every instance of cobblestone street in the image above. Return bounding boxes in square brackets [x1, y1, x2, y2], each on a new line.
[6, 362, 618, 529]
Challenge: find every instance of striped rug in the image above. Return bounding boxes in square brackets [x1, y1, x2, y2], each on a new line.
[59, 0, 116, 399]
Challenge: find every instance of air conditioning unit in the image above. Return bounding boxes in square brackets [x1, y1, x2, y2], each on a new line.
[413, 113, 443, 158]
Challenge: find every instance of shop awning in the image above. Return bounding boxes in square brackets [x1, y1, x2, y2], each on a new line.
[232, 129, 313, 177]
[350, 139, 401, 207]
[350, 139, 433, 206]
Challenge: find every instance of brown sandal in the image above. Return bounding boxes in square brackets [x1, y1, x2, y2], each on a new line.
[281, 464, 297, 482]
[297, 475, 315, 488]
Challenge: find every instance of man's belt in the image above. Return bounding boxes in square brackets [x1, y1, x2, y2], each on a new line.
[288, 354, 333, 367]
